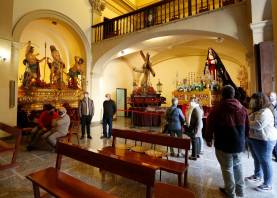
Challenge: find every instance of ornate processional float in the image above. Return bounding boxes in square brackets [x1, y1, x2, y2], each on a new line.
[173, 48, 248, 114]
[18, 41, 85, 117]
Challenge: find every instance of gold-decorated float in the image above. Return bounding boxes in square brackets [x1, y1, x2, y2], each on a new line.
[18, 41, 85, 115]
[173, 48, 248, 110]
[173, 89, 212, 107]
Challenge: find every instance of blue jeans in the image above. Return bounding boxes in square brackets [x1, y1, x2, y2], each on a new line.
[102, 117, 113, 137]
[248, 138, 276, 186]
[215, 149, 244, 198]
[169, 129, 182, 154]
[273, 141, 277, 159]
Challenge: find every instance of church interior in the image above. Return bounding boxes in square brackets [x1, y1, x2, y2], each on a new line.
[0, 0, 277, 197]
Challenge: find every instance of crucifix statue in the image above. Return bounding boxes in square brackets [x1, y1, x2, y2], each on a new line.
[133, 51, 156, 91]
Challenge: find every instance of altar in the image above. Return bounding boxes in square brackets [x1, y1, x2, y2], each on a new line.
[18, 88, 82, 121]
[172, 89, 220, 116]
[128, 94, 166, 127]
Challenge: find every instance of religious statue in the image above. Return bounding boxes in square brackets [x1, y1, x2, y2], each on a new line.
[47, 45, 65, 88]
[204, 48, 217, 80]
[133, 51, 155, 93]
[68, 56, 84, 89]
[22, 41, 46, 88]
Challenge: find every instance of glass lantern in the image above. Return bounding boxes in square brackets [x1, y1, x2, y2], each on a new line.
[156, 79, 163, 94]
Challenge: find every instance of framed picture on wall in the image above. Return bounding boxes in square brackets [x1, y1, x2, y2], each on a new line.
[9, 80, 15, 108]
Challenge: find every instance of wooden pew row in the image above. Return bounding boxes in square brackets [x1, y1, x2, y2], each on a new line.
[27, 141, 158, 198]
[0, 123, 22, 170]
[110, 128, 190, 186]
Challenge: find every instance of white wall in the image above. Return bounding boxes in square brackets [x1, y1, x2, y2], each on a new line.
[0, 0, 17, 125]
[251, 0, 272, 22]
[13, 0, 92, 41]
[90, 55, 241, 121]
[0, 39, 17, 125]
[91, 59, 133, 121]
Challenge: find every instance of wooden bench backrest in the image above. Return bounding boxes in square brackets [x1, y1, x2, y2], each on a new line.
[112, 129, 190, 150]
[55, 141, 157, 186]
[0, 123, 22, 136]
[0, 122, 22, 169]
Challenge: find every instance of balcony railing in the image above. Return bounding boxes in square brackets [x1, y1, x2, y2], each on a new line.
[92, 0, 242, 42]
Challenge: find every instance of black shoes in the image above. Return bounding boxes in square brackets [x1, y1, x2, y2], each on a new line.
[219, 187, 244, 197]
[80, 135, 92, 139]
[189, 156, 197, 160]
[100, 135, 107, 139]
[219, 187, 228, 196]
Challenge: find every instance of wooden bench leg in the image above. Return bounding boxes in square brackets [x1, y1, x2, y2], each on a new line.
[100, 169, 106, 182]
[32, 183, 40, 198]
[75, 134, 80, 145]
[178, 173, 182, 186]
[184, 171, 188, 187]
[159, 170, 162, 181]
[146, 185, 152, 198]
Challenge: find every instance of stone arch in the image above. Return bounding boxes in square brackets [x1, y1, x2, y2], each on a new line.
[93, 29, 248, 76]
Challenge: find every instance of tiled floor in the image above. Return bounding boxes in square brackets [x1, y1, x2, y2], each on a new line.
[0, 118, 277, 198]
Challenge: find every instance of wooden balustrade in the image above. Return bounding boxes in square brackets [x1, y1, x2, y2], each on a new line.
[92, 0, 243, 42]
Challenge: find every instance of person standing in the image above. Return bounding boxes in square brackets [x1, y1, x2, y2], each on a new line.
[268, 91, 277, 162]
[101, 94, 116, 139]
[245, 92, 277, 192]
[166, 97, 185, 157]
[185, 98, 203, 160]
[206, 85, 249, 198]
[79, 91, 94, 139]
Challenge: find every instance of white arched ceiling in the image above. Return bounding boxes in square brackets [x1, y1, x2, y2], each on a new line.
[93, 30, 248, 76]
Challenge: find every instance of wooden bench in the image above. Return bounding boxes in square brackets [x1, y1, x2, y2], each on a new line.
[0, 122, 22, 170]
[108, 128, 190, 186]
[27, 141, 158, 198]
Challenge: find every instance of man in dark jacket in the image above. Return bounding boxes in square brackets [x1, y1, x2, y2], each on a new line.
[206, 85, 249, 198]
[101, 93, 116, 139]
[78, 91, 94, 139]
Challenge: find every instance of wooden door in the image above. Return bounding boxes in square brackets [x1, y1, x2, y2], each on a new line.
[255, 41, 275, 94]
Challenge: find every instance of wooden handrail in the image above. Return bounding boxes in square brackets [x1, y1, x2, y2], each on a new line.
[92, 0, 243, 42]
[92, 0, 172, 28]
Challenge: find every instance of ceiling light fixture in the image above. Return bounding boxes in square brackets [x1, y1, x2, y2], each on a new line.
[215, 37, 224, 43]
[0, 48, 8, 62]
[0, 56, 6, 62]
